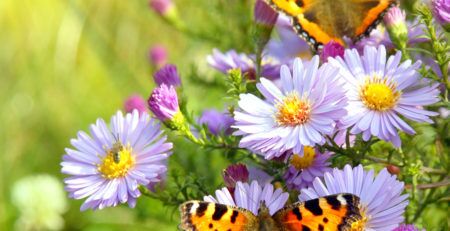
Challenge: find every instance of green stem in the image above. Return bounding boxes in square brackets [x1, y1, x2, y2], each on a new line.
[411, 175, 447, 222]
[440, 62, 449, 101]
[412, 186, 437, 222]
[255, 44, 263, 82]
[183, 128, 204, 145]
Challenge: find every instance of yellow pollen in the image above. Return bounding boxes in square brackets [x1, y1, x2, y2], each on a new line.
[276, 93, 311, 126]
[290, 146, 316, 170]
[350, 209, 368, 231]
[97, 144, 135, 179]
[360, 76, 400, 111]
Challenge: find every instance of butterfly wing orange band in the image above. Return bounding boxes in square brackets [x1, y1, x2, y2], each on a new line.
[266, 0, 397, 50]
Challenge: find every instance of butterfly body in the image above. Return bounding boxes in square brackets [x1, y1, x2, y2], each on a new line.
[266, 0, 397, 50]
[179, 193, 362, 231]
[256, 202, 281, 231]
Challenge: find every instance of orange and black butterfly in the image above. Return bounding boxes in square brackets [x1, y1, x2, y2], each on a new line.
[179, 193, 363, 231]
[265, 0, 397, 50]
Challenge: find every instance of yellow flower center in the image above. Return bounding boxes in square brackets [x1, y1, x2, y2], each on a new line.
[360, 76, 400, 111]
[276, 93, 311, 126]
[350, 209, 368, 231]
[290, 146, 316, 170]
[97, 143, 135, 179]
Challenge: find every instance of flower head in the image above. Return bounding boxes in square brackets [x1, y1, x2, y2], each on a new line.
[61, 110, 171, 210]
[149, 45, 168, 68]
[149, 0, 174, 16]
[254, 0, 278, 27]
[248, 166, 273, 185]
[198, 109, 234, 135]
[384, 6, 406, 27]
[223, 164, 249, 189]
[320, 40, 345, 63]
[439, 107, 450, 118]
[393, 224, 424, 231]
[153, 64, 181, 87]
[204, 181, 288, 215]
[266, 15, 310, 61]
[432, 0, 450, 30]
[207, 49, 281, 80]
[124, 94, 147, 115]
[148, 84, 180, 121]
[283, 147, 332, 190]
[348, 21, 428, 53]
[233, 57, 347, 159]
[300, 164, 409, 231]
[329, 46, 440, 146]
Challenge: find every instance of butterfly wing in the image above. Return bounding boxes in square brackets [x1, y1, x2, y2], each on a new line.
[272, 194, 363, 231]
[266, 0, 396, 49]
[179, 201, 259, 231]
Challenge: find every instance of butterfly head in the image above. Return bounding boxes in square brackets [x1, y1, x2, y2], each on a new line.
[257, 201, 271, 217]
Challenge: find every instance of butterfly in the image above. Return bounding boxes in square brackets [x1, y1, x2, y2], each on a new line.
[179, 193, 363, 231]
[265, 0, 397, 50]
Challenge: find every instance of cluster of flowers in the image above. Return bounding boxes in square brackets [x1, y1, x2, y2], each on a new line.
[61, 0, 449, 230]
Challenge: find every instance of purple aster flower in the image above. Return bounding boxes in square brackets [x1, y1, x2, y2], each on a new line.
[432, 0, 450, 30]
[146, 171, 166, 192]
[300, 164, 409, 231]
[153, 64, 181, 87]
[203, 181, 288, 215]
[254, 0, 278, 27]
[61, 110, 172, 211]
[124, 94, 147, 115]
[283, 146, 332, 190]
[329, 46, 440, 147]
[198, 109, 234, 135]
[148, 45, 167, 68]
[439, 107, 449, 118]
[149, 0, 174, 16]
[349, 20, 428, 53]
[331, 128, 356, 148]
[393, 224, 424, 231]
[266, 15, 311, 61]
[223, 164, 249, 189]
[206, 49, 281, 80]
[248, 166, 273, 185]
[148, 84, 180, 121]
[233, 57, 347, 159]
[320, 40, 345, 63]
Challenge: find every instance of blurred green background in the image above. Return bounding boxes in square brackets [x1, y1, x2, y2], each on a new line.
[0, 0, 251, 230]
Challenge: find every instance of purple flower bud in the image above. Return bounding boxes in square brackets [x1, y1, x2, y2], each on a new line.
[148, 84, 180, 121]
[383, 6, 408, 49]
[384, 6, 406, 27]
[392, 224, 424, 231]
[254, 0, 278, 27]
[124, 94, 147, 114]
[320, 40, 345, 63]
[223, 164, 249, 189]
[153, 64, 181, 87]
[149, 0, 174, 16]
[198, 109, 234, 135]
[149, 45, 168, 68]
[432, 0, 450, 29]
